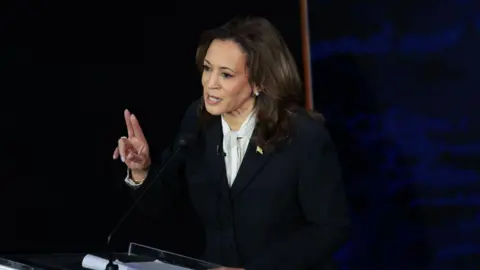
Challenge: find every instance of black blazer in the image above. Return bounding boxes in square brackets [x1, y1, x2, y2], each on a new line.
[132, 100, 350, 270]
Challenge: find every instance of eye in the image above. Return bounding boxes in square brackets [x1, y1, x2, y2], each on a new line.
[221, 73, 233, 79]
[202, 65, 211, 72]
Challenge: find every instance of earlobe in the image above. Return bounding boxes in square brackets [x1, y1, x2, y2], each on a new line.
[252, 86, 262, 96]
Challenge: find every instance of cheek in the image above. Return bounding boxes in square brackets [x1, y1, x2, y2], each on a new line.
[201, 73, 208, 87]
[222, 81, 250, 99]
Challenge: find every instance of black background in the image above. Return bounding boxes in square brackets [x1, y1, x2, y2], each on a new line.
[1, 0, 303, 256]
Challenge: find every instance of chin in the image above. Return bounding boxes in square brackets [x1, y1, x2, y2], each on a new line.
[204, 103, 225, 115]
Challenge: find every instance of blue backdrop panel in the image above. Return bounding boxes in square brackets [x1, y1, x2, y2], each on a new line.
[308, 1, 480, 269]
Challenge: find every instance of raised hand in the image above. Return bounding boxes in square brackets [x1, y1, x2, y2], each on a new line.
[113, 109, 151, 181]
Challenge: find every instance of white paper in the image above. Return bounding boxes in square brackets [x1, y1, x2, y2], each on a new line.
[0, 266, 17, 270]
[81, 254, 192, 270]
[125, 261, 191, 270]
[81, 254, 131, 270]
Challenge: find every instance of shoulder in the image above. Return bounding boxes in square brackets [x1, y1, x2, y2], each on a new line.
[290, 108, 332, 148]
[183, 99, 201, 120]
[179, 98, 202, 133]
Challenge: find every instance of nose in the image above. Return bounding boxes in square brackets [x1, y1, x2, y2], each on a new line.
[206, 72, 219, 89]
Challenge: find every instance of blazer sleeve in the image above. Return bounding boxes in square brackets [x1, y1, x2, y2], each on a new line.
[127, 99, 201, 218]
[246, 124, 351, 270]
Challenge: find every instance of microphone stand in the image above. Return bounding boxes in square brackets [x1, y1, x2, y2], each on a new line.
[103, 137, 190, 270]
[105, 234, 119, 270]
[105, 258, 119, 270]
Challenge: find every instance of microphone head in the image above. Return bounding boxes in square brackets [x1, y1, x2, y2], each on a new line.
[177, 133, 195, 147]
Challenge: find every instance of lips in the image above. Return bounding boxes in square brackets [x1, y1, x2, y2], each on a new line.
[206, 94, 222, 104]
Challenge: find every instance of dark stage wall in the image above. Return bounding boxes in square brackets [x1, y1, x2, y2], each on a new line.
[1, 0, 303, 258]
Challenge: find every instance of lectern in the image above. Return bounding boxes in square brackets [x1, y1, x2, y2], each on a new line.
[1, 242, 220, 270]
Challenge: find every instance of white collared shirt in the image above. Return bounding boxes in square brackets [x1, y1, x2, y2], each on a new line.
[125, 111, 256, 187]
[221, 110, 256, 187]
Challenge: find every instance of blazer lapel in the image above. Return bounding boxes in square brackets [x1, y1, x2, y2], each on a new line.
[230, 140, 272, 198]
[203, 117, 226, 184]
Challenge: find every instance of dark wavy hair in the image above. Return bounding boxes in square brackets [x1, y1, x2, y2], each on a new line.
[195, 16, 321, 152]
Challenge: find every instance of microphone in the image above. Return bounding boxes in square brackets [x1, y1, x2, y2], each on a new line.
[104, 134, 195, 270]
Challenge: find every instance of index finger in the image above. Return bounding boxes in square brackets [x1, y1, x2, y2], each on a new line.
[124, 109, 134, 137]
[130, 113, 147, 142]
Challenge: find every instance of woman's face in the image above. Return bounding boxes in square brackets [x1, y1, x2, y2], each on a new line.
[202, 39, 255, 116]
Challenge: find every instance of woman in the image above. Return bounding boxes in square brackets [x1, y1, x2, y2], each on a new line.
[113, 17, 350, 270]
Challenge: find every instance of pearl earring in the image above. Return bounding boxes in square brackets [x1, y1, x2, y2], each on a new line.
[254, 91, 259, 96]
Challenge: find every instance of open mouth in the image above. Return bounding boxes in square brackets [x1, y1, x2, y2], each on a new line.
[206, 94, 222, 104]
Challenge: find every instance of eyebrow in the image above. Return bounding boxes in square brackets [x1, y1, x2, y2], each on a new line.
[204, 59, 236, 73]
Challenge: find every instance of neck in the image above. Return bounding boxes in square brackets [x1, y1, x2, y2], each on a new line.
[223, 98, 255, 131]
